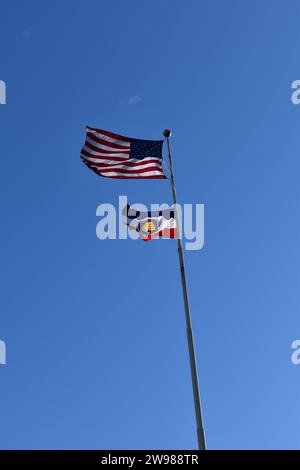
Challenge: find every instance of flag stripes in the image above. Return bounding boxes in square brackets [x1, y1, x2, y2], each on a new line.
[80, 127, 166, 179]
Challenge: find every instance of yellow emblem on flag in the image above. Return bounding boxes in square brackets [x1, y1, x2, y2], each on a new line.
[142, 220, 156, 233]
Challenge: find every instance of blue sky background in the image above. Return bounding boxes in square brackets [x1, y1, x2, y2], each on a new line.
[0, 0, 299, 450]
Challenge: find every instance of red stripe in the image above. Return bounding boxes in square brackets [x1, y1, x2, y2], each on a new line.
[81, 149, 129, 162]
[82, 157, 162, 169]
[102, 175, 166, 179]
[91, 166, 163, 175]
[87, 133, 131, 150]
[162, 228, 177, 238]
[84, 140, 129, 155]
[142, 228, 177, 241]
[87, 126, 132, 143]
[81, 159, 166, 179]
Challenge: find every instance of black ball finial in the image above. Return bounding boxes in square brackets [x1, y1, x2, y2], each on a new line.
[163, 129, 172, 138]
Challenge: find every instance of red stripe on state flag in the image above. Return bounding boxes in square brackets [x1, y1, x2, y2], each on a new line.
[142, 228, 177, 241]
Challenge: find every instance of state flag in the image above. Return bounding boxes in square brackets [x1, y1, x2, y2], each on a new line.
[123, 204, 178, 241]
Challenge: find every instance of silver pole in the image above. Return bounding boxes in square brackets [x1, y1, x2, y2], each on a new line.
[164, 129, 206, 451]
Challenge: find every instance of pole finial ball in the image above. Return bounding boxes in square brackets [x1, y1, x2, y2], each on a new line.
[163, 129, 172, 138]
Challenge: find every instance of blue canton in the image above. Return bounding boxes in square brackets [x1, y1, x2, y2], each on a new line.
[130, 139, 163, 160]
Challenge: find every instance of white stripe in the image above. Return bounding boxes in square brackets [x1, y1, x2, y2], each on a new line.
[83, 146, 130, 158]
[95, 170, 164, 177]
[81, 154, 129, 165]
[88, 161, 163, 171]
[81, 153, 161, 165]
[158, 218, 177, 230]
[128, 217, 176, 232]
[87, 129, 131, 147]
[86, 136, 130, 153]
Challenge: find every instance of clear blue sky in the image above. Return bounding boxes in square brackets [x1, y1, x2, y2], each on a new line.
[0, 0, 299, 450]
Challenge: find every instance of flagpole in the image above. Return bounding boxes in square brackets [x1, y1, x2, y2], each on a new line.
[163, 129, 206, 451]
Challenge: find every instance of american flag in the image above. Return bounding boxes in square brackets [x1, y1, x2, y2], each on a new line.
[80, 127, 166, 179]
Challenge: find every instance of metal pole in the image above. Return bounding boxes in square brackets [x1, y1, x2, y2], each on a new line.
[163, 129, 206, 451]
